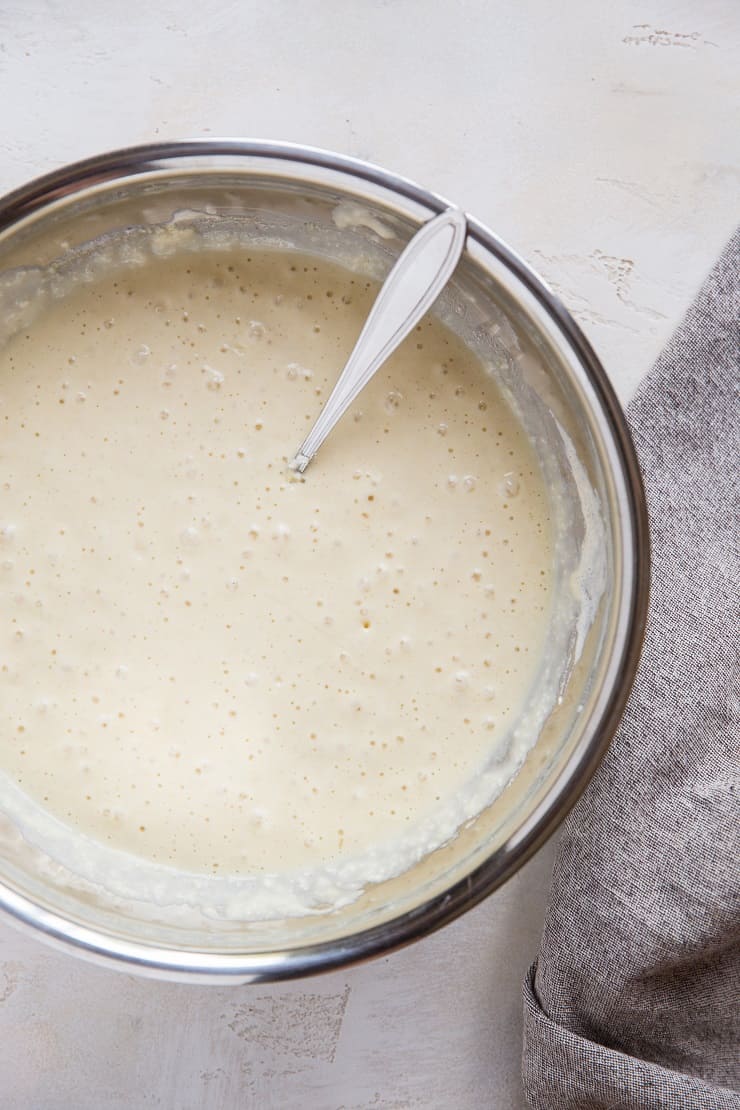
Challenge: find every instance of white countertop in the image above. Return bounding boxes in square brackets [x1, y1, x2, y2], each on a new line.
[0, 3, 737, 1107]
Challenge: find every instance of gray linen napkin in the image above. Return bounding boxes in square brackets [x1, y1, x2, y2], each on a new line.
[522, 228, 740, 1109]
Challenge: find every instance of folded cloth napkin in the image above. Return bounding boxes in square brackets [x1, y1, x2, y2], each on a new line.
[522, 228, 740, 1110]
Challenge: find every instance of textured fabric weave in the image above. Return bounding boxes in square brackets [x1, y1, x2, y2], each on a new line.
[522, 229, 740, 1109]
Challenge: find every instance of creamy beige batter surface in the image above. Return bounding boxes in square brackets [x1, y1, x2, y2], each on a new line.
[0, 248, 551, 877]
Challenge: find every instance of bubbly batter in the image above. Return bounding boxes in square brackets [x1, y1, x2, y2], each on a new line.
[0, 248, 551, 879]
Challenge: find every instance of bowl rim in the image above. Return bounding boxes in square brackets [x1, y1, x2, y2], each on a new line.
[0, 139, 650, 982]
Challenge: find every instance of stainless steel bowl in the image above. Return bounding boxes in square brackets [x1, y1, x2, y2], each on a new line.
[0, 141, 649, 982]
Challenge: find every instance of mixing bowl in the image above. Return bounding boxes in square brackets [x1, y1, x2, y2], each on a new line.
[0, 141, 649, 982]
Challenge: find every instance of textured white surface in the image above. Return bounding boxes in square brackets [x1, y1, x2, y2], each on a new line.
[0, 2, 737, 1107]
